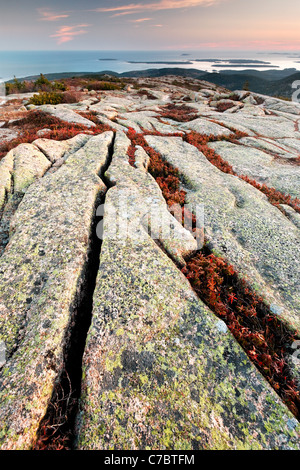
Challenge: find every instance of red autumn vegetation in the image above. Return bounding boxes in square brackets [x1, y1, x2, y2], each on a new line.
[136, 89, 157, 100]
[126, 128, 186, 207]
[240, 175, 300, 213]
[182, 248, 300, 419]
[33, 369, 76, 450]
[0, 110, 113, 161]
[158, 103, 198, 122]
[127, 128, 300, 419]
[215, 101, 236, 112]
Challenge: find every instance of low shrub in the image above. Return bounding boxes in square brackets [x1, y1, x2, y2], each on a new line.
[5, 74, 68, 96]
[28, 92, 64, 106]
[5, 77, 31, 95]
[33, 73, 52, 91]
[86, 81, 122, 91]
[52, 81, 67, 92]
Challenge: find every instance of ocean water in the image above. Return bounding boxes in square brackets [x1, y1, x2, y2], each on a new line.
[0, 50, 300, 83]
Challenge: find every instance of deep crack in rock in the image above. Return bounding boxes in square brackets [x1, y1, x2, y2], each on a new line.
[33, 133, 116, 450]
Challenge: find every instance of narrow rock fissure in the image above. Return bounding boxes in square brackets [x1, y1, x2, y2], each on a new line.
[33, 132, 116, 450]
[0, 192, 23, 257]
[0, 187, 8, 222]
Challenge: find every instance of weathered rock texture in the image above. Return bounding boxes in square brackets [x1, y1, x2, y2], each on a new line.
[145, 136, 300, 332]
[0, 132, 113, 449]
[75, 133, 300, 450]
[0, 77, 299, 450]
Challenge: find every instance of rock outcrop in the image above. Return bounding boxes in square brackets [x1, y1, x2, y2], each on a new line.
[0, 132, 113, 449]
[0, 77, 299, 450]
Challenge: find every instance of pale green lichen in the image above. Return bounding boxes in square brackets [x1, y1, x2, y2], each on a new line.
[76, 183, 300, 450]
[0, 133, 114, 450]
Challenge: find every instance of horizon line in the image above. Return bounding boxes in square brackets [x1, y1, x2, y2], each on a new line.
[1, 48, 300, 52]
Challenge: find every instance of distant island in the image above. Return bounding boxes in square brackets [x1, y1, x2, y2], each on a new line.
[193, 59, 271, 64]
[214, 64, 279, 68]
[124, 59, 276, 68]
[126, 60, 194, 65]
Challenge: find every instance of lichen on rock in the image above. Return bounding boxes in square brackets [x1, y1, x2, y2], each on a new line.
[0, 132, 113, 450]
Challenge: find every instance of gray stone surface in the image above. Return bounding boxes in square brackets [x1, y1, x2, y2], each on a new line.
[33, 133, 91, 163]
[260, 95, 300, 116]
[145, 136, 300, 332]
[179, 117, 232, 136]
[276, 138, 300, 153]
[239, 136, 299, 158]
[12, 143, 51, 193]
[38, 104, 96, 128]
[196, 112, 300, 138]
[0, 132, 113, 450]
[0, 80, 300, 450]
[208, 140, 300, 199]
[0, 150, 14, 210]
[75, 136, 300, 450]
[0, 128, 19, 143]
[0, 143, 51, 218]
[104, 131, 197, 265]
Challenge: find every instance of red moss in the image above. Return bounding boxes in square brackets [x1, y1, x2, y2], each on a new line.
[126, 128, 197, 233]
[136, 89, 157, 100]
[0, 110, 114, 161]
[126, 128, 187, 207]
[215, 101, 235, 112]
[184, 131, 236, 174]
[182, 247, 300, 419]
[158, 103, 198, 122]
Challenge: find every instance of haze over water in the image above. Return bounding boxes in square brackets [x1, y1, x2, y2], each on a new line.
[0, 49, 300, 84]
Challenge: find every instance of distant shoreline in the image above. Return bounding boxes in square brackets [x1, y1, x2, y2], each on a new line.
[3, 66, 300, 99]
[213, 64, 279, 68]
[126, 61, 194, 65]
[5, 66, 298, 83]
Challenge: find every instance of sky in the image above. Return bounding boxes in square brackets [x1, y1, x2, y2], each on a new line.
[0, 0, 300, 51]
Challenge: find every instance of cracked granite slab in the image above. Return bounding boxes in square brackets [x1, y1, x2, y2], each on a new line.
[75, 144, 300, 449]
[207, 140, 300, 199]
[0, 132, 114, 450]
[1, 82, 300, 450]
[145, 136, 300, 333]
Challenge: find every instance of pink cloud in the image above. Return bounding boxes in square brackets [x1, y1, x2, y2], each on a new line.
[129, 17, 153, 22]
[111, 11, 137, 17]
[37, 8, 70, 21]
[50, 24, 90, 44]
[93, 0, 223, 15]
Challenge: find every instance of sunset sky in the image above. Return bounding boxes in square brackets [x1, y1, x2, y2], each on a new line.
[0, 0, 299, 51]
